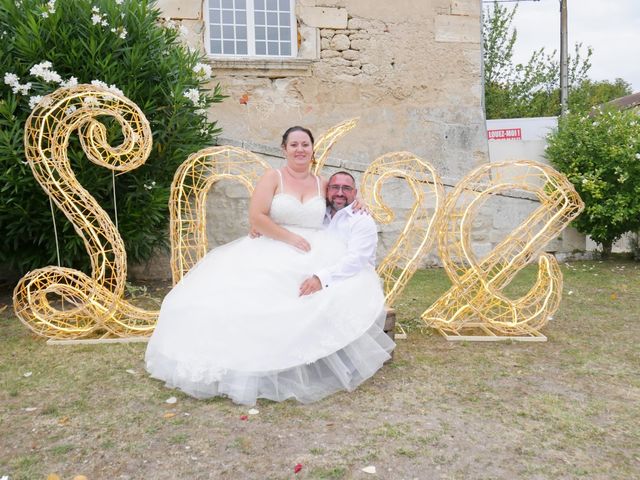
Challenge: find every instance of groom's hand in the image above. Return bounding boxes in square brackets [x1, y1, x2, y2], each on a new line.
[299, 275, 322, 296]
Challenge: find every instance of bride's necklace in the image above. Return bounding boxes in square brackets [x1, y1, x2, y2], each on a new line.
[284, 165, 310, 181]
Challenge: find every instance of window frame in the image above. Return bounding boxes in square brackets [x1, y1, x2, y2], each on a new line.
[204, 0, 298, 59]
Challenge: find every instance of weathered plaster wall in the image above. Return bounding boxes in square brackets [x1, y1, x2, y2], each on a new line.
[0, 1, 607, 285]
[156, 0, 486, 172]
[128, 0, 586, 280]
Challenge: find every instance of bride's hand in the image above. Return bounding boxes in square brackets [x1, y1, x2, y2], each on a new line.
[248, 225, 262, 239]
[286, 232, 311, 252]
[351, 197, 370, 215]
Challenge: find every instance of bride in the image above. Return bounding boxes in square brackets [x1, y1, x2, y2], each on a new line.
[145, 126, 395, 405]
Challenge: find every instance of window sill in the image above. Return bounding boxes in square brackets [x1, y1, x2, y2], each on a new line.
[209, 57, 314, 77]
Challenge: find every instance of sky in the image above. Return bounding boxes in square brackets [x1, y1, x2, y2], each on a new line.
[486, 0, 640, 92]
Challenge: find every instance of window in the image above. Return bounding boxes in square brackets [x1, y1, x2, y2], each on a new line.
[207, 0, 297, 58]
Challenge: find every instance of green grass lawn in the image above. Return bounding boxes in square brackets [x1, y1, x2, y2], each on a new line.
[1, 259, 639, 479]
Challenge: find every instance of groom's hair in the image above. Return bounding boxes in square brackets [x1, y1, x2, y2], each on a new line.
[327, 171, 356, 186]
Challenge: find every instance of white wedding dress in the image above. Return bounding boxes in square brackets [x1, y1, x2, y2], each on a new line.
[145, 175, 395, 405]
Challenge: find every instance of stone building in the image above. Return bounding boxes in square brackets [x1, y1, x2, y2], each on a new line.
[131, 0, 580, 278]
[134, 0, 487, 277]
[161, 0, 485, 176]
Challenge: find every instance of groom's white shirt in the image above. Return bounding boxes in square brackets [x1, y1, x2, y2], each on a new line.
[314, 203, 378, 289]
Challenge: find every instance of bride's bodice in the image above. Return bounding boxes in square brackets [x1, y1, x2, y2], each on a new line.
[269, 169, 326, 229]
[269, 194, 326, 229]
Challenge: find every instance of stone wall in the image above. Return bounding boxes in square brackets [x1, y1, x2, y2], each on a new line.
[124, 0, 592, 280]
[0, 1, 608, 284]
[128, 0, 485, 278]
[156, 0, 486, 172]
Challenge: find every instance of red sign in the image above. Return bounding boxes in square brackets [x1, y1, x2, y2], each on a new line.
[487, 128, 522, 140]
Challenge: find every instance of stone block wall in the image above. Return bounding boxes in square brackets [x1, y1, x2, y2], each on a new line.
[156, 0, 486, 170]
[0, 1, 603, 284]
[123, 0, 590, 280]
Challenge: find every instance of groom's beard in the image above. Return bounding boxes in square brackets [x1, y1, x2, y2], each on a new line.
[328, 195, 350, 212]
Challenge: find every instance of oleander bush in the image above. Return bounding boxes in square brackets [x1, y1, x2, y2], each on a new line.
[546, 107, 640, 256]
[0, 0, 224, 274]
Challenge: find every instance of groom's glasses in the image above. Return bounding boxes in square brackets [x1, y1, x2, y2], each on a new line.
[328, 184, 354, 193]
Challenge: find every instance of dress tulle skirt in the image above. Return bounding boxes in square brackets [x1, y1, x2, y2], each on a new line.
[145, 227, 395, 405]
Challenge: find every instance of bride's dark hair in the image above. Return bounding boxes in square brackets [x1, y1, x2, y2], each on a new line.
[281, 126, 315, 147]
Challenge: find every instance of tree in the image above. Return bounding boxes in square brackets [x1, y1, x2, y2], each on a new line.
[482, 1, 630, 119]
[545, 107, 640, 256]
[568, 78, 633, 114]
[0, 0, 224, 274]
[482, 0, 518, 89]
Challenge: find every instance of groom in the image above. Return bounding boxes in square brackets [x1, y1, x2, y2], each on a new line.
[298, 171, 378, 296]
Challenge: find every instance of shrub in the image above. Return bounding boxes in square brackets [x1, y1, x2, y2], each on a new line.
[546, 107, 640, 255]
[0, 0, 224, 274]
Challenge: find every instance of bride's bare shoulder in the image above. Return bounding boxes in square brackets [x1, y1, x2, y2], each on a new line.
[256, 168, 280, 186]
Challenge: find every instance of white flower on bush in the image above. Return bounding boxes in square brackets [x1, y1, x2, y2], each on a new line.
[144, 181, 156, 190]
[3, 72, 31, 95]
[60, 76, 78, 88]
[4, 72, 19, 86]
[109, 26, 127, 39]
[28, 95, 52, 109]
[83, 96, 99, 105]
[183, 88, 201, 105]
[28, 95, 43, 109]
[635, 153, 640, 160]
[116, 0, 124, 4]
[109, 84, 124, 96]
[30, 61, 62, 83]
[91, 7, 109, 26]
[15, 83, 29, 93]
[41, 0, 56, 17]
[7, 62, 82, 105]
[193, 63, 212, 80]
[183, 88, 209, 112]
[90, 79, 124, 97]
[17, 83, 32, 95]
[65, 105, 77, 116]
